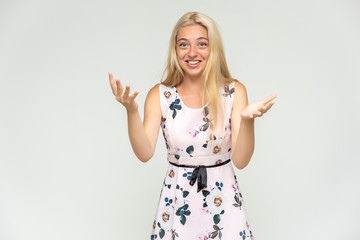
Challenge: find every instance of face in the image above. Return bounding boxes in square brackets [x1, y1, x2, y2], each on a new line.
[176, 24, 210, 80]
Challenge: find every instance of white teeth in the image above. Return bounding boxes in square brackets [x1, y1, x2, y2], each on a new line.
[188, 61, 199, 65]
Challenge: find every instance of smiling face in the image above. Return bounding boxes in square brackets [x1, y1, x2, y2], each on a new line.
[176, 24, 210, 80]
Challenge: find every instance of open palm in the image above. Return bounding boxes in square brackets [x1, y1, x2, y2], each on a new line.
[108, 72, 139, 112]
[241, 94, 277, 120]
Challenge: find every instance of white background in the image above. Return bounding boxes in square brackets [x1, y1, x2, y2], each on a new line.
[1, 0, 359, 239]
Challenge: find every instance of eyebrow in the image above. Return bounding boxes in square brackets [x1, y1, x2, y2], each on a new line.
[177, 37, 209, 42]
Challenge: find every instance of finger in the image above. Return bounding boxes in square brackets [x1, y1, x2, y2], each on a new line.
[116, 79, 124, 97]
[109, 72, 117, 86]
[124, 84, 130, 97]
[130, 91, 139, 100]
[263, 94, 278, 105]
[262, 101, 276, 114]
[109, 72, 117, 94]
[266, 101, 276, 111]
[108, 72, 114, 82]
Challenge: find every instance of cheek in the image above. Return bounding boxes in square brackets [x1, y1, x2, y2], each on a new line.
[200, 50, 210, 60]
[176, 50, 186, 59]
[176, 55, 184, 65]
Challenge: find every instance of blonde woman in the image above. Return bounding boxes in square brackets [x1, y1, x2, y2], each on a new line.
[109, 12, 276, 240]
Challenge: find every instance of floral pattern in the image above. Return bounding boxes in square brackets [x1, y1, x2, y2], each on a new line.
[174, 184, 191, 225]
[202, 136, 225, 155]
[200, 106, 213, 131]
[151, 82, 254, 239]
[164, 166, 178, 189]
[174, 145, 194, 158]
[170, 98, 182, 119]
[157, 204, 174, 232]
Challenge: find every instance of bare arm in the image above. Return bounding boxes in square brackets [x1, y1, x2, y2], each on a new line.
[231, 80, 277, 169]
[108, 72, 161, 162]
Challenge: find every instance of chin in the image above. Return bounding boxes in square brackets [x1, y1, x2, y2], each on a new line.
[185, 72, 203, 79]
[183, 68, 205, 79]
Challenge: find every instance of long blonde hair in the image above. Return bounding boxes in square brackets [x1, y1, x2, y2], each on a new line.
[161, 12, 233, 138]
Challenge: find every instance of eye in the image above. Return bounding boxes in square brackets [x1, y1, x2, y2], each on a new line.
[199, 42, 208, 47]
[179, 42, 188, 47]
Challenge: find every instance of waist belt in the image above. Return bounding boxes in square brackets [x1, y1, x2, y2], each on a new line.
[169, 159, 231, 193]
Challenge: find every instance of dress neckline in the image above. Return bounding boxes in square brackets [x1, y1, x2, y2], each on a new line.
[173, 86, 206, 111]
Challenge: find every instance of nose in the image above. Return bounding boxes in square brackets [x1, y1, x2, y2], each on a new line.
[188, 45, 197, 58]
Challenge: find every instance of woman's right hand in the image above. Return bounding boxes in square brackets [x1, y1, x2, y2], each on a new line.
[108, 72, 139, 112]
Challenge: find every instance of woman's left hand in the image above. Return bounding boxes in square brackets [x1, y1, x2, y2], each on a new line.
[241, 94, 277, 120]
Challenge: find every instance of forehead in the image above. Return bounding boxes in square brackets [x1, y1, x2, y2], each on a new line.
[177, 24, 208, 41]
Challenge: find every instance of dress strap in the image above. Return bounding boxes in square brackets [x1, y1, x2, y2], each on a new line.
[159, 84, 177, 121]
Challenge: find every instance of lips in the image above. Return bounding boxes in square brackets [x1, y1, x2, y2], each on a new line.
[185, 60, 201, 68]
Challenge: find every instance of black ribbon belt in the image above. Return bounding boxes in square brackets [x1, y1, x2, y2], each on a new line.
[169, 159, 231, 192]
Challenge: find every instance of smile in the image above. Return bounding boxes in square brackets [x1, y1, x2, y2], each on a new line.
[185, 60, 202, 68]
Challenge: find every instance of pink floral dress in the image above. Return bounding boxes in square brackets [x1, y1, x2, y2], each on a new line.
[151, 82, 254, 240]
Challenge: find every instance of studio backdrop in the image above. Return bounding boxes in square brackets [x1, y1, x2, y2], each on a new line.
[0, 0, 359, 239]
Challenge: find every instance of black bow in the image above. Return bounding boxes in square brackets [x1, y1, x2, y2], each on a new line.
[189, 165, 207, 192]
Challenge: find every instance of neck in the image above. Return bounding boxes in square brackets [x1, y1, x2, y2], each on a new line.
[179, 75, 203, 90]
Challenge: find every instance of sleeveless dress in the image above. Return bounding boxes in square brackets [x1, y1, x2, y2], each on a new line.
[150, 82, 254, 240]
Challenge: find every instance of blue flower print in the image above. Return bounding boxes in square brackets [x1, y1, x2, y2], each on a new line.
[164, 197, 173, 206]
[240, 230, 246, 240]
[215, 181, 224, 191]
[239, 223, 254, 239]
[169, 98, 182, 119]
[182, 170, 193, 180]
[174, 145, 194, 158]
[175, 185, 191, 225]
[175, 204, 191, 225]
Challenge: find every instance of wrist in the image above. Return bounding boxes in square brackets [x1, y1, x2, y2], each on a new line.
[240, 116, 255, 124]
[126, 106, 138, 115]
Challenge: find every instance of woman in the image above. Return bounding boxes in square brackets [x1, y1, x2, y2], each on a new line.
[109, 12, 276, 240]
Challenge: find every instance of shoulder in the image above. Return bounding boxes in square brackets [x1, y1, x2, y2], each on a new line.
[145, 83, 175, 109]
[221, 79, 245, 93]
[146, 84, 160, 100]
[233, 79, 246, 93]
[232, 79, 248, 109]
[144, 85, 162, 127]
[147, 83, 175, 97]
[221, 79, 247, 98]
